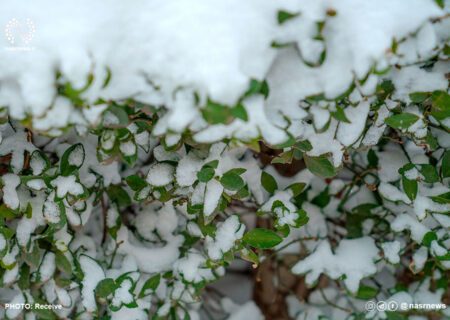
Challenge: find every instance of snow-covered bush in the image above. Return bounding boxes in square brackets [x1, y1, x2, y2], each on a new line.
[0, 1, 449, 319]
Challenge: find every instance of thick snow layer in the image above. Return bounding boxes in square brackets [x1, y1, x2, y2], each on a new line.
[116, 226, 184, 273]
[205, 215, 245, 260]
[292, 237, 379, 293]
[80, 255, 106, 312]
[0, 0, 443, 148]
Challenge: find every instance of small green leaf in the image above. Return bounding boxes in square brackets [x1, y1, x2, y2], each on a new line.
[125, 174, 147, 191]
[356, 285, 378, 299]
[60, 143, 85, 176]
[431, 90, 450, 110]
[244, 79, 269, 99]
[231, 103, 248, 121]
[409, 92, 430, 103]
[271, 150, 294, 164]
[202, 100, 230, 124]
[277, 10, 299, 24]
[107, 185, 132, 207]
[429, 191, 450, 204]
[304, 155, 337, 178]
[139, 274, 161, 298]
[418, 164, 439, 183]
[402, 176, 417, 201]
[294, 140, 312, 152]
[273, 134, 296, 149]
[95, 278, 117, 298]
[285, 183, 306, 197]
[261, 172, 278, 195]
[331, 105, 351, 123]
[422, 231, 438, 247]
[243, 228, 283, 249]
[0, 204, 17, 219]
[55, 251, 72, 275]
[367, 149, 378, 168]
[197, 166, 215, 182]
[385, 113, 420, 130]
[220, 172, 244, 190]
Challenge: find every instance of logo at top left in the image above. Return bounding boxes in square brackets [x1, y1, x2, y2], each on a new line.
[5, 18, 35, 45]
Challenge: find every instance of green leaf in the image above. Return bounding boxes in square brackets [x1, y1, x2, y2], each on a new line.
[418, 164, 439, 183]
[243, 228, 283, 249]
[273, 134, 296, 149]
[202, 100, 230, 124]
[271, 150, 294, 164]
[125, 174, 148, 191]
[331, 105, 351, 123]
[55, 251, 72, 275]
[277, 10, 299, 24]
[431, 90, 450, 110]
[60, 143, 85, 176]
[261, 172, 278, 195]
[107, 185, 132, 207]
[422, 231, 437, 247]
[95, 278, 117, 298]
[139, 274, 161, 298]
[0, 204, 17, 219]
[409, 92, 430, 103]
[385, 113, 420, 130]
[356, 285, 378, 299]
[367, 149, 378, 168]
[429, 191, 450, 204]
[304, 155, 337, 178]
[442, 151, 450, 178]
[197, 166, 215, 183]
[285, 183, 306, 197]
[294, 140, 312, 152]
[231, 103, 248, 121]
[220, 171, 245, 190]
[244, 79, 269, 99]
[402, 176, 417, 201]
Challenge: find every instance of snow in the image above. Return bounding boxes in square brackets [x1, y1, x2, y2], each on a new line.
[6, 293, 25, 319]
[362, 105, 390, 146]
[1, 173, 21, 210]
[292, 237, 379, 293]
[379, 182, 411, 204]
[0, 233, 6, 251]
[336, 101, 369, 147]
[80, 255, 106, 312]
[51, 175, 84, 198]
[0, 129, 36, 173]
[43, 194, 61, 224]
[174, 251, 215, 283]
[119, 141, 137, 156]
[116, 226, 184, 273]
[30, 152, 48, 175]
[26, 179, 47, 190]
[223, 300, 264, 320]
[39, 251, 56, 282]
[390, 65, 448, 103]
[107, 206, 119, 228]
[430, 240, 446, 257]
[412, 246, 428, 272]
[203, 179, 224, 217]
[111, 279, 134, 307]
[205, 215, 245, 260]
[391, 214, 429, 243]
[68, 144, 85, 166]
[146, 163, 174, 186]
[381, 240, 401, 264]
